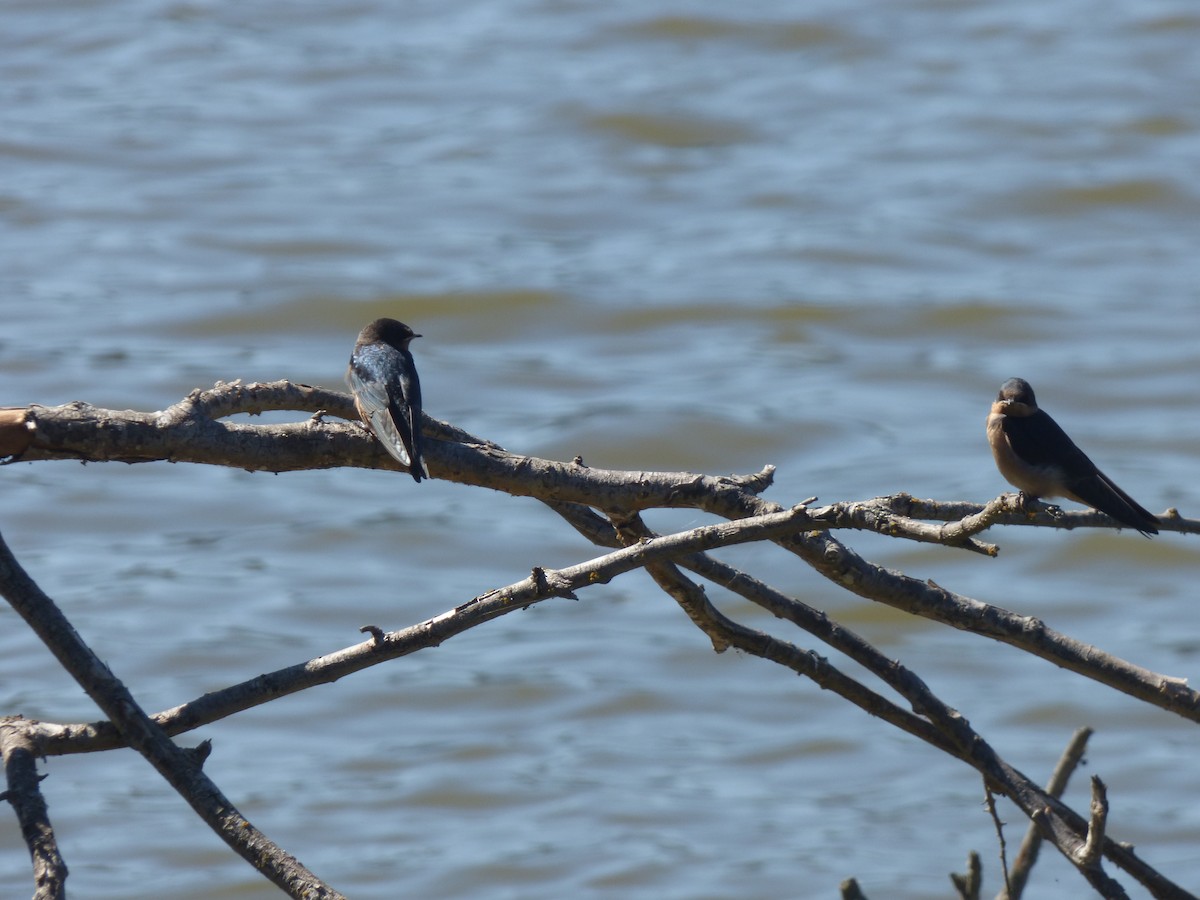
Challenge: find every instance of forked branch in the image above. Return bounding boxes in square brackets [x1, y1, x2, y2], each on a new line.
[1, 381, 1195, 899]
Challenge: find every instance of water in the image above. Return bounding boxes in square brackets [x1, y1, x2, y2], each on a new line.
[2, 2, 1199, 897]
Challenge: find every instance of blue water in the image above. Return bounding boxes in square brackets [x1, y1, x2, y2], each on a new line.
[2, 2, 1199, 897]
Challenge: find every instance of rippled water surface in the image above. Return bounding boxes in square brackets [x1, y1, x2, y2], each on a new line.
[2, 2, 1199, 898]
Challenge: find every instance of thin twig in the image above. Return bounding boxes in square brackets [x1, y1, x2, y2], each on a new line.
[983, 785, 1011, 896]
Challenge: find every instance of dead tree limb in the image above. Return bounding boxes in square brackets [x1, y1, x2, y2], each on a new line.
[1, 382, 1196, 898]
[0, 530, 345, 900]
[1000, 727, 1093, 900]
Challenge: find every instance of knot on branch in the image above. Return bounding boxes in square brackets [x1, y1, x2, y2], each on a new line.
[727, 464, 775, 496]
[184, 739, 213, 770]
[1020, 616, 1046, 637]
[359, 625, 386, 646]
[529, 566, 578, 601]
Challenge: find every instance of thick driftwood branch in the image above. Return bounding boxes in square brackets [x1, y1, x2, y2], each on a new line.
[6, 385, 1196, 532]
[2, 387, 779, 515]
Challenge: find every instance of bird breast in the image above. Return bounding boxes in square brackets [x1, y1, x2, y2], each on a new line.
[987, 411, 1067, 499]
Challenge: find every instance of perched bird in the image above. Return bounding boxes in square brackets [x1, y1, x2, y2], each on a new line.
[986, 377, 1157, 535]
[346, 318, 430, 482]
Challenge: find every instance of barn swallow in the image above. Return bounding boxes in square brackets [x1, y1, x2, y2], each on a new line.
[346, 318, 429, 482]
[986, 377, 1157, 535]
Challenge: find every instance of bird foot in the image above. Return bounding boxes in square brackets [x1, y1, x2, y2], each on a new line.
[1015, 492, 1064, 520]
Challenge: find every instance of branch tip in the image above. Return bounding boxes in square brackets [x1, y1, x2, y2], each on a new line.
[187, 739, 213, 769]
[1076, 775, 1108, 867]
[948, 850, 982, 900]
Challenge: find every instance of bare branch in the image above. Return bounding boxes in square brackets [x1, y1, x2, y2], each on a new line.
[5, 390, 778, 517]
[950, 850, 982, 900]
[0, 530, 345, 900]
[1001, 727, 1093, 900]
[3, 383, 1197, 897]
[599, 518, 1140, 892]
[0, 717, 67, 900]
[1078, 776, 1109, 868]
[809, 496, 1001, 556]
[983, 785, 1011, 896]
[591, 520, 1186, 896]
[775, 529, 1200, 721]
[31, 505, 818, 756]
[883, 494, 1200, 537]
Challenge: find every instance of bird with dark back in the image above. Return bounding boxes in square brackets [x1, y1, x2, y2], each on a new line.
[346, 318, 430, 483]
[986, 377, 1158, 536]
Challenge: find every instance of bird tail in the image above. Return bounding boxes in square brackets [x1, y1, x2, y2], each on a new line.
[1069, 474, 1159, 536]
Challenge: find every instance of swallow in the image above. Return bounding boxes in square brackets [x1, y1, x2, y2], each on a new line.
[986, 377, 1157, 535]
[346, 318, 430, 482]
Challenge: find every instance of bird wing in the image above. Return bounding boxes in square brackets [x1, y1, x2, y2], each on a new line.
[1004, 411, 1157, 534]
[347, 357, 426, 479]
[1001, 410, 1092, 473]
[387, 365, 428, 479]
[1063, 471, 1159, 536]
